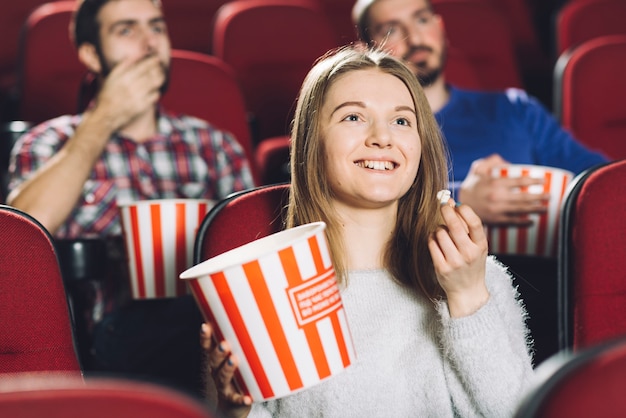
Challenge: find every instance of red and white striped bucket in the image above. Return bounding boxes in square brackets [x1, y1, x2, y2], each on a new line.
[487, 165, 574, 257]
[180, 222, 356, 401]
[119, 199, 214, 299]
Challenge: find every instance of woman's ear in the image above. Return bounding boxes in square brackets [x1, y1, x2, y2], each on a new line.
[78, 43, 102, 74]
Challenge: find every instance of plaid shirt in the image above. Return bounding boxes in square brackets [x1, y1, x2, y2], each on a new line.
[9, 110, 255, 239]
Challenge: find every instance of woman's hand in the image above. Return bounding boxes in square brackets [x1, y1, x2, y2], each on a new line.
[428, 199, 490, 318]
[200, 323, 252, 418]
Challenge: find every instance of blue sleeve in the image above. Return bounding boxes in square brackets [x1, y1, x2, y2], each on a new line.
[508, 89, 609, 174]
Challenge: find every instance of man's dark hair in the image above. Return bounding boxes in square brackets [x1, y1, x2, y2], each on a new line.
[72, 0, 110, 48]
[72, 0, 162, 48]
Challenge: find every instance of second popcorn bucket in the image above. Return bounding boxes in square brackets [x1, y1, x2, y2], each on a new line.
[118, 199, 214, 299]
[180, 221, 356, 402]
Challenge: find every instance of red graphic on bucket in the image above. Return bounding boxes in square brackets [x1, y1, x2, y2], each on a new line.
[119, 199, 213, 299]
[288, 270, 342, 327]
[181, 222, 356, 402]
[487, 165, 573, 257]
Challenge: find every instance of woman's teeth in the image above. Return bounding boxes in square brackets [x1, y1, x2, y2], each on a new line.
[355, 160, 395, 170]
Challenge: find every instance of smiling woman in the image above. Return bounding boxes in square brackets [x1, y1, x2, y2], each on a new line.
[202, 46, 535, 418]
[320, 67, 421, 217]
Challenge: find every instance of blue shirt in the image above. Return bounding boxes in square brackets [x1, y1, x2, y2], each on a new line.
[436, 86, 608, 185]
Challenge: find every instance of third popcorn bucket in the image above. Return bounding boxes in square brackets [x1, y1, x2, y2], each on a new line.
[180, 221, 356, 402]
[487, 165, 574, 257]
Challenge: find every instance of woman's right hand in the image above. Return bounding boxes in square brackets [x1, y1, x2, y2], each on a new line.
[200, 323, 252, 418]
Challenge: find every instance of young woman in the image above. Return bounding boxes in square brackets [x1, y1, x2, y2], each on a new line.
[201, 47, 534, 417]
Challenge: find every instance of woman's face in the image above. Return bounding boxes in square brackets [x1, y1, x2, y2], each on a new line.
[320, 68, 422, 211]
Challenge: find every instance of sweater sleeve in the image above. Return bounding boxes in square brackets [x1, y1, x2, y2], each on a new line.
[247, 403, 273, 418]
[435, 255, 535, 417]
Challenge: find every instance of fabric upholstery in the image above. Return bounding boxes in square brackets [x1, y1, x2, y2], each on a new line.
[558, 160, 626, 350]
[194, 183, 290, 264]
[0, 373, 216, 417]
[431, 0, 523, 90]
[17, 1, 84, 124]
[555, 0, 626, 56]
[515, 336, 626, 417]
[554, 35, 626, 161]
[163, 50, 259, 184]
[212, 0, 339, 143]
[0, 205, 81, 374]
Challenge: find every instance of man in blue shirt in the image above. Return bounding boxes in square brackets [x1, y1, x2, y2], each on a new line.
[352, 0, 609, 365]
[352, 0, 608, 226]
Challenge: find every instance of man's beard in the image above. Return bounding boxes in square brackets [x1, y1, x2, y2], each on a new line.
[414, 65, 443, 87]
[97, 49, 170, 95]
[403, 44, 447, 87]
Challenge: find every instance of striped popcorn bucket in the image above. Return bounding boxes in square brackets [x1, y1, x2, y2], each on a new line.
[487, 165, 574, 257]
[119, 199, 214, 299]
[180, 222, 356, 401]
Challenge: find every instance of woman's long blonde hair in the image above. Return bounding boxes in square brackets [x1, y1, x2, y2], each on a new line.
[287, 47, 449, 300]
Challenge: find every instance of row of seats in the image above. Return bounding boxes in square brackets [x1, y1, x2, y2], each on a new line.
[3, 0, 623, 122]
[0, 1, 624, 206]
[0, 0, 564, 104]
[4, 1, 626, 176]
[2, 160, 626, 414]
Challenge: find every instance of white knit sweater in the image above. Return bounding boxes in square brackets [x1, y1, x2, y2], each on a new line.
[249, 256, 534, 417]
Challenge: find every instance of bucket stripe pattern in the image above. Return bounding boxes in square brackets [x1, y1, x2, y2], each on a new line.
[487, 167, 573, 257]
[121, 200, 210, 299]
[188, 230, 356, 401]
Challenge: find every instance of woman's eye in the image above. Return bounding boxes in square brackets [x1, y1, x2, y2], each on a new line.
[395, 117, 411, 126]
[343, 114, 360, 122]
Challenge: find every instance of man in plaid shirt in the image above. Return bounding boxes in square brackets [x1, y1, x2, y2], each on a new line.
[6, 0, 254, 395]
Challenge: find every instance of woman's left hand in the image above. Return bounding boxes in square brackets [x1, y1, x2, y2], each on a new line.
[428, 199, 490, 318]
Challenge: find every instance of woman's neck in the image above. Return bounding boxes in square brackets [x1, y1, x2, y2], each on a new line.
[335, 205, 397, 271]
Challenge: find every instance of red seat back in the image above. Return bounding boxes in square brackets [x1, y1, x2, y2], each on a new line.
[0, 0, 53, 97]
[515, 336, 626, 417]
[0, 373, 217, 418]
[555, 0, 626, 57]
[161, 0, 230, 55]
[558, 160, 626, 351]
[481, 0, 548, 72]
[554, 35, 626, 161]
[15, 2, 260, 182]
[316, 0, 358, 44]
[212, 0, 339, 143]
[162, 50, 259, 184]
[443, 46, 483, 90]
[16, 1, 84, 124]
[432, 0, 523, 90]
[254, 135, 291, 186]
[194, 183, 290, 264]
[0, 205, 81, 374]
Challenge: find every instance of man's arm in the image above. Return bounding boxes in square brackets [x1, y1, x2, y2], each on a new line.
[7, 55, 165, 233]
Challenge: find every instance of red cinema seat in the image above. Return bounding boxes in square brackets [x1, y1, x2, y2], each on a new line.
[554, 35, 626, 161]
[0, 373, 218, 418]
[431, 0, 523, 90]
[514, 336, 626, 417]
[0, 204, 81, 375]
[194, 183, 290, 264]
[555, 0, 626, 57]
[16, 1, 84, 124]
[212, 0, 339, 144]
[558, 160, 626, 351]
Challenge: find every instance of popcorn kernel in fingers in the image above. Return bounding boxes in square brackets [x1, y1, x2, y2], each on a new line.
[437, 189, 452, 205]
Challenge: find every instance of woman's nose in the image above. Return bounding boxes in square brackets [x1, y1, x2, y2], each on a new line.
[366, 120, 392, 148]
